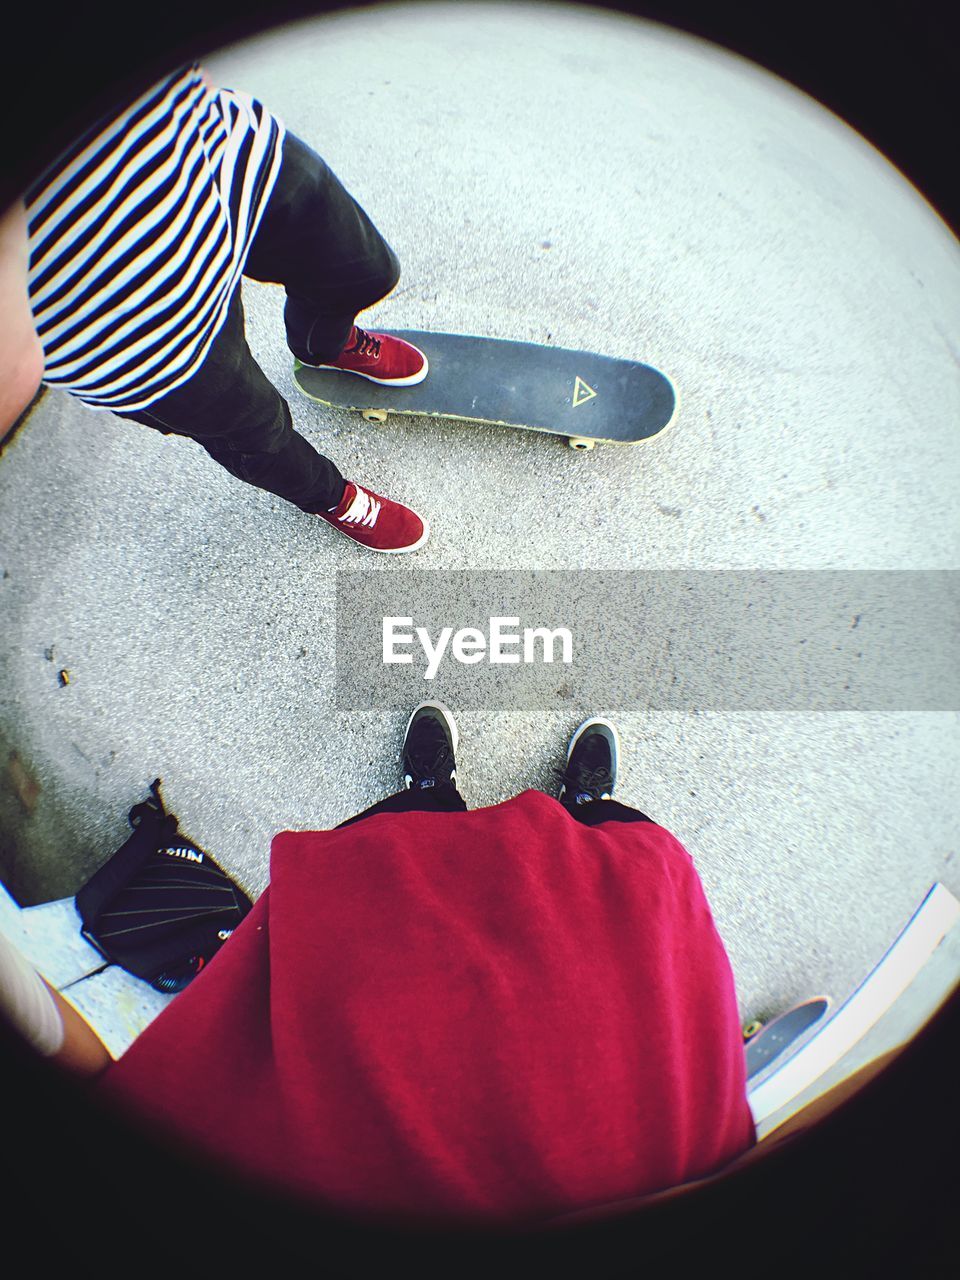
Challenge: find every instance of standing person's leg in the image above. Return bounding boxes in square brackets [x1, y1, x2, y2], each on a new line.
[118, 289, 346, 514]
[342, 710, 651, 831]
[337, 703, 466, 828]
[554, 718, 655, 826]
[243, 133, 426, 381]
[118, 286, 428, 551]
[567, 798, 652, 827]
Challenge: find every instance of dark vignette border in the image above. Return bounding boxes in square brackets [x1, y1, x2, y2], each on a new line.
[2, 1, 957, 234]
[2, 2, 957, 1272]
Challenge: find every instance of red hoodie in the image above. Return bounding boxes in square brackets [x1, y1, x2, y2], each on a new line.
[99, 790, 755, 1226]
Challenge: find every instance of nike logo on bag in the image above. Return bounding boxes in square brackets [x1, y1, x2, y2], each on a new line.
[162, 847, 204, 863]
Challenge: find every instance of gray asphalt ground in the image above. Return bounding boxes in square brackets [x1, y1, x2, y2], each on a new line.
[1, 3, 958, 1027]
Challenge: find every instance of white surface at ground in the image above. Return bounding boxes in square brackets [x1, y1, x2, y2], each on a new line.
[1, 3, 958, 1023]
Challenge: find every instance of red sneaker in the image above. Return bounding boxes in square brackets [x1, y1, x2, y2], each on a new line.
[307, 326, 428, 386]
[317, 481, 429, 554]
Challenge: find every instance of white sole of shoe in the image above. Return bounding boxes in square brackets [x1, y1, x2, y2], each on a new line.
[304, 349, 429, 387]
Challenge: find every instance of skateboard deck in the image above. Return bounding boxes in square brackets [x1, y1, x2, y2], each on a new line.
[292, 330, 677, 451]
[743, 997, 831, 1080]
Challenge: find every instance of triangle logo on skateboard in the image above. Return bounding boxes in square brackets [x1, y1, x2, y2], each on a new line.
[572, 375, 597, 407]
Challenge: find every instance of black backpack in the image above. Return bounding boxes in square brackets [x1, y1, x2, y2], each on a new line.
[75, 779, 253, 993]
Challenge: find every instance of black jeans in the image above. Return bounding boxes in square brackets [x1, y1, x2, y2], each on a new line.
[337, 786, 653, 829]
[118, 133, 400, 514]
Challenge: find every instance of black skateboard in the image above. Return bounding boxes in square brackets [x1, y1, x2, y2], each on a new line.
[743, 997, 831, 1080]
[292, 330, 677, 451]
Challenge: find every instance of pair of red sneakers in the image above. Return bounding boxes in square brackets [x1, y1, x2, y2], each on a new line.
[305, 326, 429, 554]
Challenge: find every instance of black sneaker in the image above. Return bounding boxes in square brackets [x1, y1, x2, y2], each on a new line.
[402, 701, 459, 791]
[555, 717, 619, 806]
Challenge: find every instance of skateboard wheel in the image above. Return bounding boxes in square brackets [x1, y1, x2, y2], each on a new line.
[742, 1019, 764, 1041]
[362, 409, 388, 424]
[567, 436, 595, 451]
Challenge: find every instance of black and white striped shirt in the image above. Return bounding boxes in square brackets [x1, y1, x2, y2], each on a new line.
[26, 64, 285, 413]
